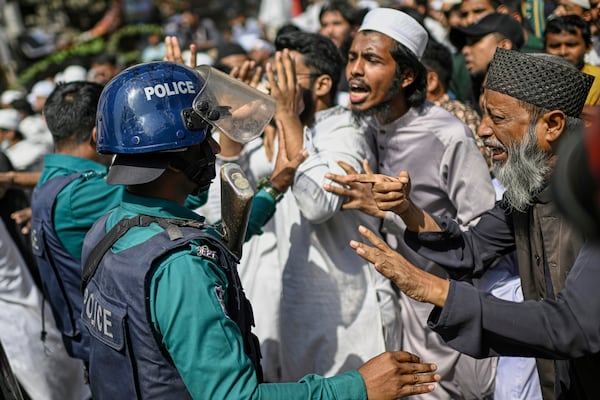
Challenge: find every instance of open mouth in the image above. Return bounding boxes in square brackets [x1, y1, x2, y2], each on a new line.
[348, 80, 370, 104]
[490, 146, 507, 160]
[485, 139, 508, 161]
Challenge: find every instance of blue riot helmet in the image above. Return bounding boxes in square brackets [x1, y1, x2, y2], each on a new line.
[97, 61, 219, 189]
[96, 61, 209, 155]
[97, 61, 275, 188]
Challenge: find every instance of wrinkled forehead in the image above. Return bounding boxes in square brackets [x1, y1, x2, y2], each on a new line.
[481, 88, 526, 113]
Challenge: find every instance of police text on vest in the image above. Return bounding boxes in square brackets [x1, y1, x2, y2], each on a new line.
[84, 288, 114, 338]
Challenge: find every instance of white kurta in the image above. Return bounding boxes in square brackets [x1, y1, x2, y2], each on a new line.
[275, 106, 402, 381]
[0, 219, 89, 400]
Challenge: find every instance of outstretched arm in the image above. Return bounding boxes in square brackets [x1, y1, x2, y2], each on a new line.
[358, 351, 440, 398]
[350, 225, 449, 307]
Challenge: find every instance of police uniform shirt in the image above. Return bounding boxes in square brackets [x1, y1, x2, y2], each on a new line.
[101, 191, 367, 399]
[38, 153, 124, 261]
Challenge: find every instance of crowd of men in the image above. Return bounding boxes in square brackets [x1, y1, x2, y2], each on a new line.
[0, 0, 599, 399]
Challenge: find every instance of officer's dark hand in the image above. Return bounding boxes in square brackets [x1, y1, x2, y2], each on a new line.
[358, 351, 439, 399]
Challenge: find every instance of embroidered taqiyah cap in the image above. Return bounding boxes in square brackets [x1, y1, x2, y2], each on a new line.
[484, 48, 594, 118]
[358, 7, 428, 59]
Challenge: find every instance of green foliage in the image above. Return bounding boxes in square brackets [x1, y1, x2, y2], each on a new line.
[17, 24, 164, 87]
[17, 38, 105, 86]
[106, 24, 163, 67]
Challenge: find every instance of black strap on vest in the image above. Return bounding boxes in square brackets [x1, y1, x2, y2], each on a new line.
[81, 215, 204, 293]
[80, 214, 264, 382]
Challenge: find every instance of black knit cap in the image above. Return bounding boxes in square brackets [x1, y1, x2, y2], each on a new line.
[484, 48, 594, 118]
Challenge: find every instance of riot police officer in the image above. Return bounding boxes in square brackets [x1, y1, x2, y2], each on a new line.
[81, 61, 440, 399]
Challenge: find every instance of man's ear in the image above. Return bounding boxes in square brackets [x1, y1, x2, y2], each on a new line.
[400, 68, 416, 88]
[426, 70, 439, 95]
[498, 38, 513, 50]
[542, 109, 567, 145]
[90, 127, 97, 147]
[313, 74, 333, 98]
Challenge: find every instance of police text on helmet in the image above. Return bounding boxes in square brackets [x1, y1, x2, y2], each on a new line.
[143, 81, 196, 101]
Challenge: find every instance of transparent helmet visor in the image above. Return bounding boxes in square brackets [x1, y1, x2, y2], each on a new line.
[193, 65, 275, 143]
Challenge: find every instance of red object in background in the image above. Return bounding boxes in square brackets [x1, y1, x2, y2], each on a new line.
[588, 112, 600, 179]
[292, 0, 303, 16]
[586, 110, 600, 207]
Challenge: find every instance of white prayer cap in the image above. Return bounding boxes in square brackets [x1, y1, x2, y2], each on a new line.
[569, 0, 591, 9]
[27, 80, 56, 107]
[0, 109, 21, 131]
[1, 90, 24, 106]
[358, 8, 429, 59]
[59, 65, 88, 83]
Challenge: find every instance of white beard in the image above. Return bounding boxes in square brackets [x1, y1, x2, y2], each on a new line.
[493, 124, 552, 212]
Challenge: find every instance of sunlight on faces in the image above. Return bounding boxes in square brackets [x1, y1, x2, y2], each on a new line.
[319, 10, 353, 48]
[346, 32, 403, 121]
[544, 30, 589, 69]
[480, 90, 552, 210]
[492, 123, 552, 211]
[462, 34, 505, 77]
[459, 0, 496, 26]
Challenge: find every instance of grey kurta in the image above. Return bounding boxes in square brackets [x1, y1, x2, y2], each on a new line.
[375, 102, 497, 399]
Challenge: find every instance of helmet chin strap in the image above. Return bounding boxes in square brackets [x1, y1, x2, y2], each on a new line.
[172, 139, 216, 195]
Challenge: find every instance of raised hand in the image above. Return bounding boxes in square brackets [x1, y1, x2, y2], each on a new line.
[268, 119, 307, 193]
[230, 60, 263, 89]
[350, 225, 449, 307]
[358, 350, 440, 399]
[164, 36, 197, 68]
[265, 49, 303, 117]
[367, 168, 412, 216]
[324, 161, 385, 218]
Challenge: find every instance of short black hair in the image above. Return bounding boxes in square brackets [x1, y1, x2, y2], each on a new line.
[91, 52, 118, 67]
[43, 81, 104, 147]
[275, 31, 343, 101]
[421, 39, 453, 90]
[319, 0, 363, 26]
[10, 98, 34, 116]
[544, 15, 592, 47]
[391, 41, 428, 109]
[275, 23, 302, 38]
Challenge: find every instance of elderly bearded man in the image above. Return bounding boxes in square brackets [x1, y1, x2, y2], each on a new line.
[341, 49, 596, 400]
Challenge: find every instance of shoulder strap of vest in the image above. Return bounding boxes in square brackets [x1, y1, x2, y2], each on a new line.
[33, 171, 84, 205]
[81, 215, 205, 293]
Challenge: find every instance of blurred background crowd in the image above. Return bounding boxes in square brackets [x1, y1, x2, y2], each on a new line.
[1, 0, 600, 399]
